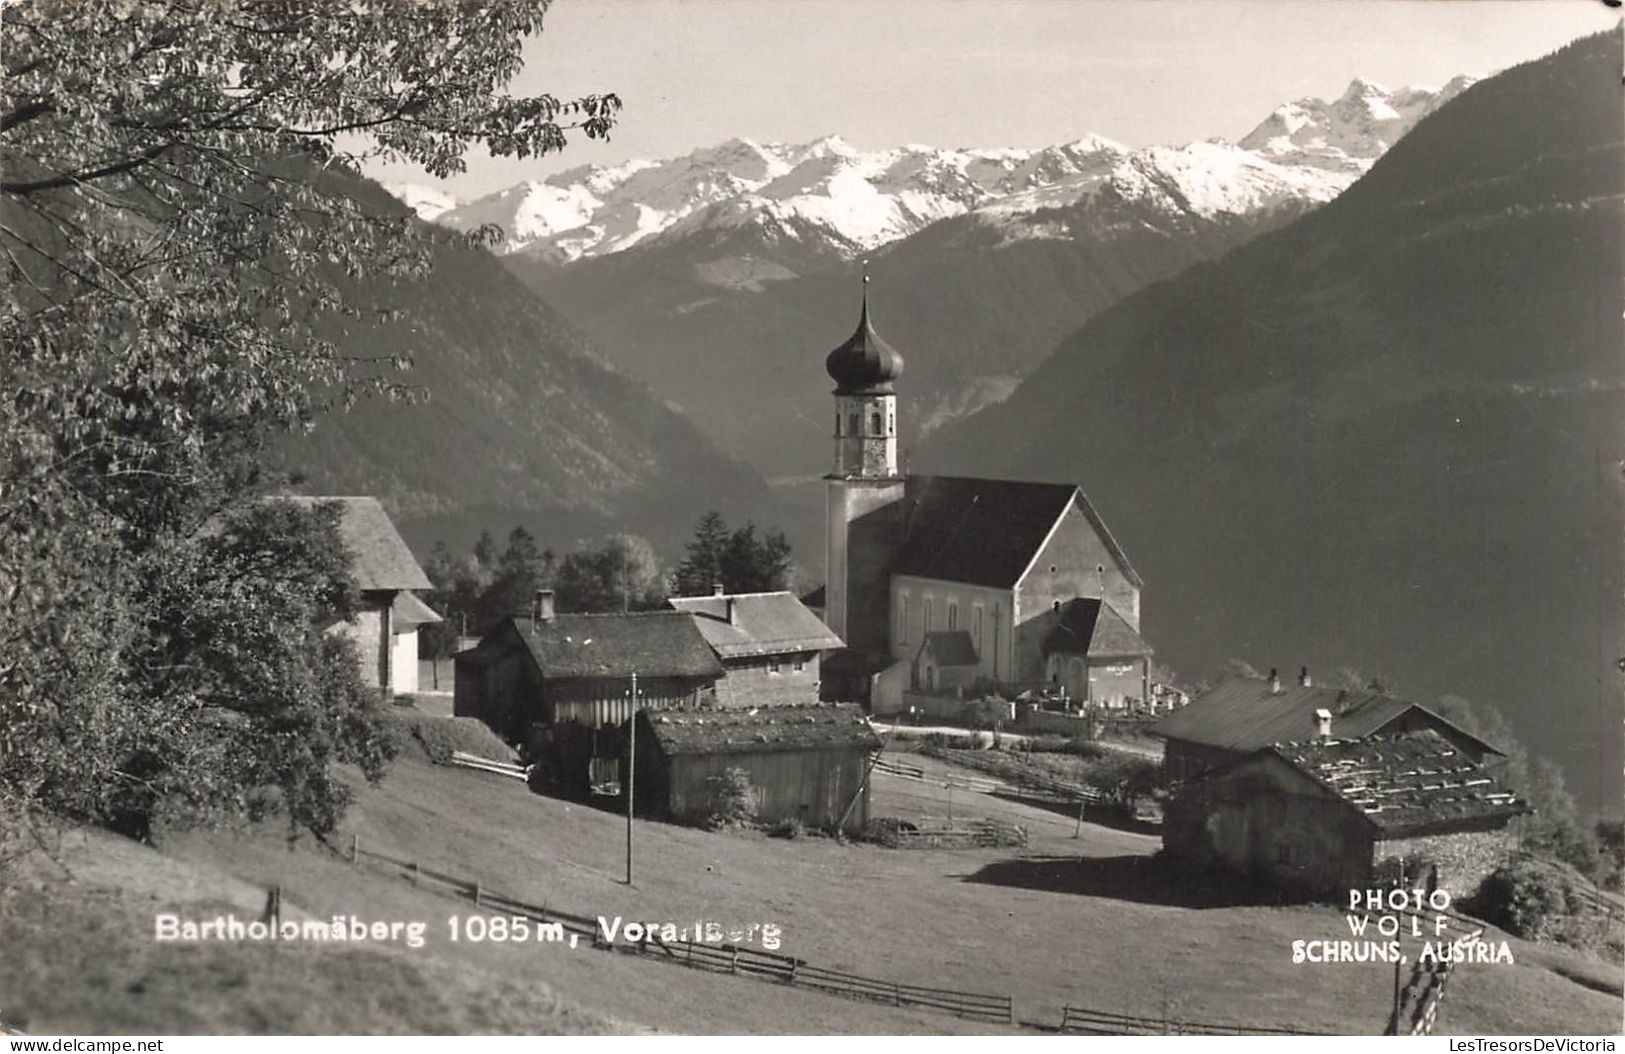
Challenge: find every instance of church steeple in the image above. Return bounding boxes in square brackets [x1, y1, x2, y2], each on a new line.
[825, 264, 905, 397]
[827, 265, 902, 479]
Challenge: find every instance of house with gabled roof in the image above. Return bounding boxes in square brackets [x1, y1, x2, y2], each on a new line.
[284, 495, 440, 696]
[453, 601, 723, 744]
[1042, 597, 1155, 708]
[668, 588, 843, 708]
[816, 287, 1151, 711]
[1148, 671, 1503, 783]
[1164, 730, 1528, 897]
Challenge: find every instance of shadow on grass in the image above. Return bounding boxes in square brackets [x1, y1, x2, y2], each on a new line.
[962, 852, 1301, 909]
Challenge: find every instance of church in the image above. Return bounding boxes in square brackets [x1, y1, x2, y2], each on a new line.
[819, 285, 1154, 713]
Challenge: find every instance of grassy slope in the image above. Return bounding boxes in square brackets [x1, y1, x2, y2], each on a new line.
[137, 750, 1621, 1035]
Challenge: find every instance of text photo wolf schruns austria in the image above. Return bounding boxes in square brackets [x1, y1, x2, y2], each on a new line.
[2, 0, 1622, 1042]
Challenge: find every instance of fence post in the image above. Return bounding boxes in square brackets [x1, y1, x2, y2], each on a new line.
[893, 982, 902, 1007]
[1006, 995, 1015, 1026]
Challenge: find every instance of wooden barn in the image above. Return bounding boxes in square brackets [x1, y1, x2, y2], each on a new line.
[633, 705, 881, 832]
[1163, 730, 1528, 898]
[1148, 672, 1503, 783]
[453, 602, 723, 743]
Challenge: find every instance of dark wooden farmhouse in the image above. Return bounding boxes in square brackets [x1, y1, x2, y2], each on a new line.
[1164, 730, 1528, 898]
[1148, 673, 1502, 782]
[634, 705, 881, 832]
[668, 589, 843, 707]
[453, 605, 723, 744]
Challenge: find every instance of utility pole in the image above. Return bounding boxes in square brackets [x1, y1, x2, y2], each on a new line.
[626, 671, 637, 886]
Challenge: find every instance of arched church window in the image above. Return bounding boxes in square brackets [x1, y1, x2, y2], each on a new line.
[870, 411, 882, 435]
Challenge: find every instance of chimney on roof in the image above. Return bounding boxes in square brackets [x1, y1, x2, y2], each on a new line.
[1314, 707, 1333, 741]
[712, 582, 725, 597]
[1268, 668, 1281, 694]
[1299, 666, 1312, 689]
[726, 596, 739, 625]
[534, 589, 555, 622]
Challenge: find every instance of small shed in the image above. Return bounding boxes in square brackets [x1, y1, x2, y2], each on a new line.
[634, 705, 882, 832]
[1164, 730, 1529, 898]
[915, 630, 979, 694]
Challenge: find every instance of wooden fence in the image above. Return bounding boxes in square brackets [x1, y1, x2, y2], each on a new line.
[918, 747, 1106, 805]
[342, 834, 1015, 1026]
[872, 818, 1028, 850]
[1059, 1004, 1330, 1036]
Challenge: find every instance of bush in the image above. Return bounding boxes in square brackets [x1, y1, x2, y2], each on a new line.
[383, 711, 517, 766]
[702, 767, 757, 830]
[1468, 860, 1582, 940]
[767, 817, 807, 840]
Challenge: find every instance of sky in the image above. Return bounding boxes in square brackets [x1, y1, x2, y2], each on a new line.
[366, 0, 1621, 201]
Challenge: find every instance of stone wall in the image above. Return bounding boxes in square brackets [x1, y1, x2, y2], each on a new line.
[1373, 824, 1522, 899]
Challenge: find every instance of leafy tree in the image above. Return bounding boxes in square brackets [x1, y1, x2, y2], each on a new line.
[555, 534, 666, 614]
[1, 1, 619, 842]
[1433, 695, 1598, 872]
[471, 530, 501, 577]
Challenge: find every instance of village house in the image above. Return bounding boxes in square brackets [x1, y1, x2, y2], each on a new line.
[817, 287, 1151, 713]
[633, 705, 881, 832]
[1148, 670, 1503, 783]
[453, 594, 723, 743]
[668, 588, 843, 707]
[1041, 597, 1154, 708]
[286, 495, 440, 697]
[1163, 730, 1529, 898]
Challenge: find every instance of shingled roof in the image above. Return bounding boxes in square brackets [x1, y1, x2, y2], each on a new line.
[668, 591, 843, 659]
[1147, 676, 1500, 757]
[1043, 598, 1152, 659]
[642, 705, 881, 757]
[391, 591, 443, 629]
[1272, 731, 1528, 836]
[507, 612, 723, 681]
[284, 496, 430, 592]
[919, 630, 979, 667]
[891, 475, 1141, 589]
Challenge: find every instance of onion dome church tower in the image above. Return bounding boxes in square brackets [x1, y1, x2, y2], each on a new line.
[824, 270, 908, 657]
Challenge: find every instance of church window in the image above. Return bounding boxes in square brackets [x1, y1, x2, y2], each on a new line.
[835, 413, 841, 436]
[898, 593, 909, 646]
[870, 410, 882, 435]
[923, 596, 933, 632]
[947, 600, 958, 630]
[973, 605, 983, 650]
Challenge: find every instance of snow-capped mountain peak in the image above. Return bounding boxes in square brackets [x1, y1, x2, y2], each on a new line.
[405, 74, 1478, 263]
